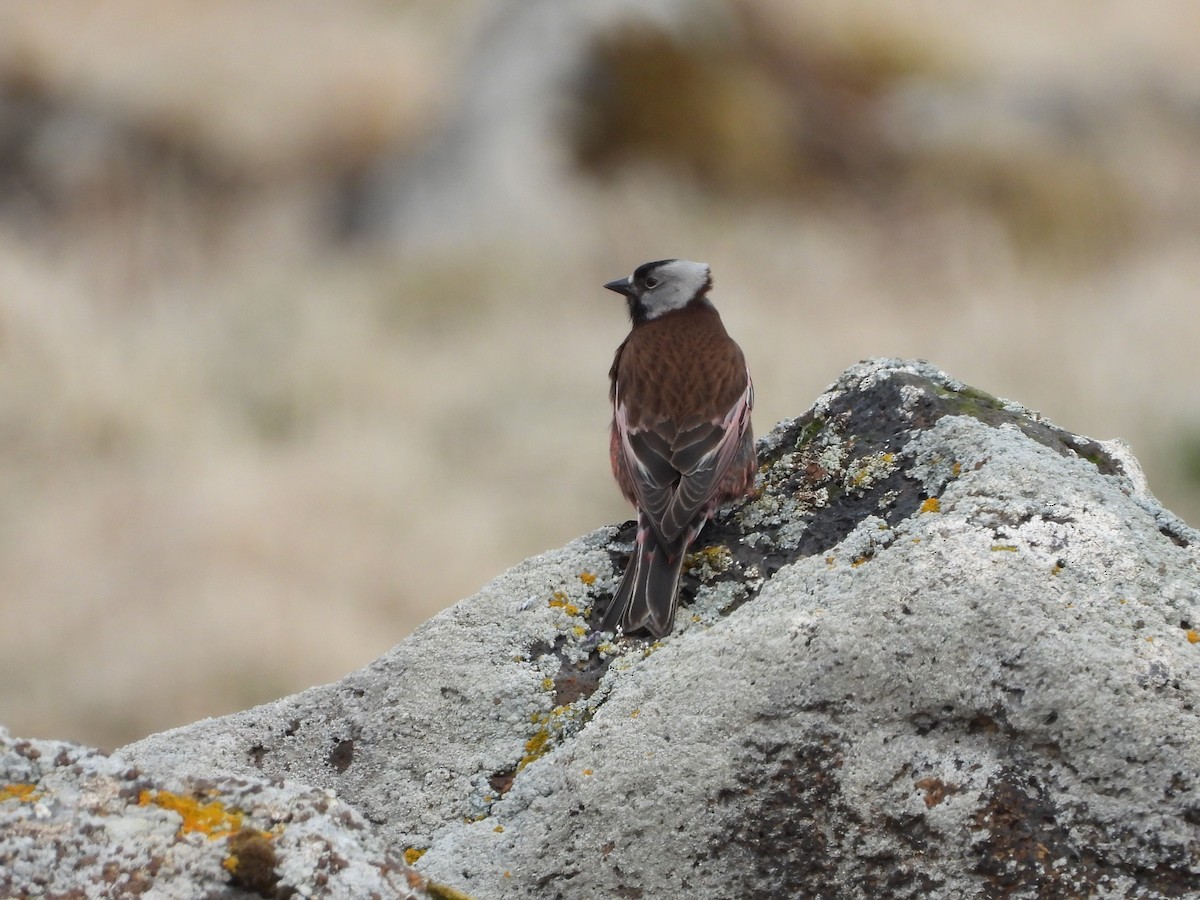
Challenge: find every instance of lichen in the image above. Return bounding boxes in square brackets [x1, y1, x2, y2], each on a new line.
[138, 789, 243, 838]
[547, 590, 580, 617]
[686, 544, 734, 579]
[0, 783, 40, 804]
[844, 450, 898, 493]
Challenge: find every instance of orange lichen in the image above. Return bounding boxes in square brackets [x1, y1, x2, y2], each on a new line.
[404, 847, 427, 866]
[0, 783, 40, 804]
[578, 572, 596, 585]
[548, 591, 580, 617]
[138, 789, 243, 838]
[1187, 630, 1199, 644]
[920, 497, 940, 513]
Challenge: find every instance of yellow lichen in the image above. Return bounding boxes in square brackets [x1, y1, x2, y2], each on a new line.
[404, 847, 427, 866]
[548, 591, 580, 617]
[578, 572, 596, 585]
[493, 824, 505, 833]
[951, 462, 962, 477]
[138, 789, 243, 838]
[0, 783, 40, 804]
[991, 545, 1018, 552]
[920, 497, 940, 514]
[518, 727, 551, 770]
[640, 641, 664, 658]
[685, 544, 733, 575]
[541, 677, 554, 692]
[848, 451, 897, 490]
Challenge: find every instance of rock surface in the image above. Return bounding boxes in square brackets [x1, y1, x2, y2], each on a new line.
[5, 358, 1199, 899]
[0, 727, 433, 899]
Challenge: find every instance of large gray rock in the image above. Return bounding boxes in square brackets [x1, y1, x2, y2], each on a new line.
[6, 359, 1199, 898]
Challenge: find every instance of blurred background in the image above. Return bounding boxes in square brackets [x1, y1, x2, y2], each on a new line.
[1, 0, 1198, 749]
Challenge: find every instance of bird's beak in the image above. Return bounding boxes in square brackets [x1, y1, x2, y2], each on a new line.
[604, 276, 636, 298]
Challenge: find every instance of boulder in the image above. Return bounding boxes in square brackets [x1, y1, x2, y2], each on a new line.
[5, 359, 1198, 898]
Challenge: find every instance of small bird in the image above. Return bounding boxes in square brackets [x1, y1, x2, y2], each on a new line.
[600, 259, 756, 638]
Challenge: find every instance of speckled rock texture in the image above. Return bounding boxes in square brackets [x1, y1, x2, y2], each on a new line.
[6, 359, 1198, 899]
[0, 728, 434, 899]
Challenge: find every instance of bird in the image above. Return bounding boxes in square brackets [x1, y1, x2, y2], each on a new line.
[599, 259, 756, 638]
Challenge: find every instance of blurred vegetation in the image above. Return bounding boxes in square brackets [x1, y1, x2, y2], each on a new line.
[572, 15, 1136, 265]
[0, 0, 1198, 749]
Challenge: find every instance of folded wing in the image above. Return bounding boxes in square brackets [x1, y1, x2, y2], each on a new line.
[615, 373, 754, 546]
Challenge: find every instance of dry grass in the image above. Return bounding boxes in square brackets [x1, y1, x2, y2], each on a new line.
[1, 0, 1198, 748]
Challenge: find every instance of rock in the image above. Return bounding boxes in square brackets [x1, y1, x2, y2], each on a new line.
[6, 358, 1199, 898]
[0, 727, 436, 898]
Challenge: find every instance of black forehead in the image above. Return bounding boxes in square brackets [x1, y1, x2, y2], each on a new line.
[632, 259, 677, 281]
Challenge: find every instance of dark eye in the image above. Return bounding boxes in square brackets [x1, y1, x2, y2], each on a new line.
[643, 276, 659, 288]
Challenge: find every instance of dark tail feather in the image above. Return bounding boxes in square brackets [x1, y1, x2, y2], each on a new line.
[601, 517, 688, 638]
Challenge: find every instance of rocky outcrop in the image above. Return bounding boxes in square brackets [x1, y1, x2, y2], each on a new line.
[5, 359, 1199, 899]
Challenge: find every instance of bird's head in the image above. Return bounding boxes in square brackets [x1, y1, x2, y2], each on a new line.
[604, 259, 712, 322]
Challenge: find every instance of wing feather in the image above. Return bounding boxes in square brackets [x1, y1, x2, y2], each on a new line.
[614, 370, 754, 546]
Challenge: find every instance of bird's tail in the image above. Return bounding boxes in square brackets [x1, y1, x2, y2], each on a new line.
[601, 515, 695, 638]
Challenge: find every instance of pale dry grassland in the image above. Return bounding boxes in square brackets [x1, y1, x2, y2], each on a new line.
[1, 0, 1198, 747]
